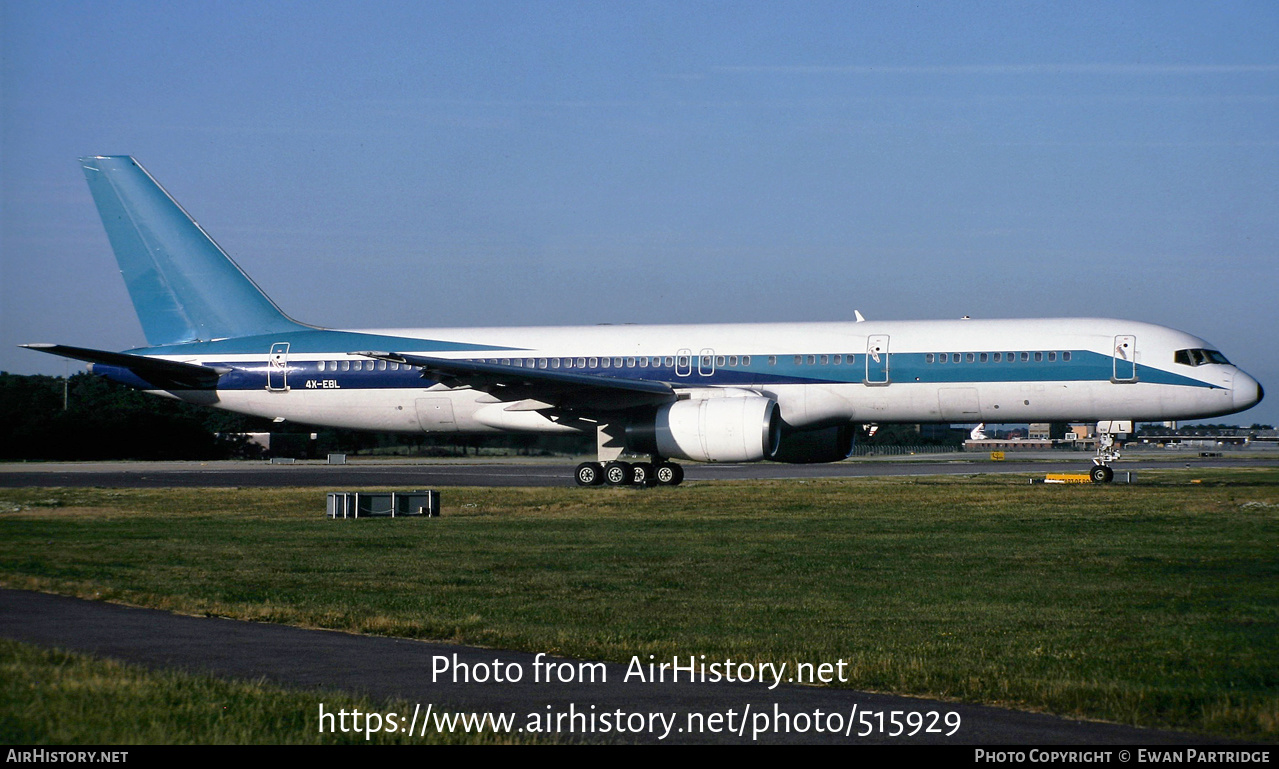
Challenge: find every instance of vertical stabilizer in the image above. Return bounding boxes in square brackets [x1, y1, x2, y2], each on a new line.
[80, 156, 308, 346]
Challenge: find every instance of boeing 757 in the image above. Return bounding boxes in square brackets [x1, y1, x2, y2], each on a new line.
[23, 157, 1264, 485]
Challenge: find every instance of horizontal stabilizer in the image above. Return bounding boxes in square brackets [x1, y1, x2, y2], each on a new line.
[22, 344, 228, 390]
[354, 351, 676, 412]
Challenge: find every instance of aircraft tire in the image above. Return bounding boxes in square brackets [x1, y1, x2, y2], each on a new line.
[1089, 465, 1114, 484]
[654, 462, 684, 486]
[604, 461, 633, 486]
[630, 462, 654, 487]
[576, 462, 604, 486]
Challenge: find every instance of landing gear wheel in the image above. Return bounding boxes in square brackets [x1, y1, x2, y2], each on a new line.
[604, 461, 633, 486]
[1089, 465, 1114, 484]
[575, 462, 604, 486]
[654, 462, 684, 486]
[630, 462, 654, 487]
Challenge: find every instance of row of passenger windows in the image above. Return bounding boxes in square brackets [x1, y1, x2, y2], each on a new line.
[792, 354, 857, 366]
[317, 360, 405, 372]
[315, 354, 851, 372]
[925, 351, 1072, 364]
[471, 355, 756, 369]
[316, 351, 1077, 372]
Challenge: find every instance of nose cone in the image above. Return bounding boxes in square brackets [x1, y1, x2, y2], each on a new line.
[1233, 370, 1264, 412]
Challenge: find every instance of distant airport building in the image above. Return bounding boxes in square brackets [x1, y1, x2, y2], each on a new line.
[963, 423, 1276, 451]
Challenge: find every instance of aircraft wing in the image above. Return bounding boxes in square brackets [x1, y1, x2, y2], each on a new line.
[21, 344, 228, 390]
[354, 351, 677, 412]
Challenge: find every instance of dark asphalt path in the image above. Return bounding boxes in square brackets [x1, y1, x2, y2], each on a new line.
[1, 589, 1222, 745]
[1, 456, 1273, 488]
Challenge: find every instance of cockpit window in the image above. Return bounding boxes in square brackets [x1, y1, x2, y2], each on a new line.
[1174, 348, 1231, 367]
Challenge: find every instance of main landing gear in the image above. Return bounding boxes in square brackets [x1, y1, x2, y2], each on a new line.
[574, 460, 685, 487]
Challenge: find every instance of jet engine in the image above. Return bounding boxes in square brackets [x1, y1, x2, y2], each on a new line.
[768, 423, 857, 464]
[628, 396, 780, 463]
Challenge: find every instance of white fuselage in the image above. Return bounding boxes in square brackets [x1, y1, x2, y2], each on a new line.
[133, 316, 1261, 438]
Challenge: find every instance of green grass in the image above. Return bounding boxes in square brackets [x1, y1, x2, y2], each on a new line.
[1, 469, 1276, 741]
[0, 638, 532, 744]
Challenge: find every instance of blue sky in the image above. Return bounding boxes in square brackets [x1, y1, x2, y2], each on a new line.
[2, 1, 1276, 425]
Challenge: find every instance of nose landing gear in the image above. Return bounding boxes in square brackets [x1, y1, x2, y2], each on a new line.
[1089, 421, 1130, 483]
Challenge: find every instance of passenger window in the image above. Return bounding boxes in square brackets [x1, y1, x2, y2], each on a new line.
[833, 355, 842, 365]
[743, 356, 751, 365]
[1034, 352, 1043, 362]
[581, 358, 590, 368]
[807, 355, 816, 365]
[601, 358, 610, 369]
[768, 356, 777, 366]
[665, 357, 675, 367]
[728, 356, 738, 366]
[979, 353, 988, 363]
[952, 353, 961, 363]
[1020, 352, 1029, 362]
[551, 359, 560, 368]
[993, 353, 1001, 362]
[966, 353, 975, 363]
[926, 354, 934, 364]
[716, 356, 725, 366]
[794, 356, 803, 365]
[1063, 352, 1071, 362]
[1048, 352, 1056, 362]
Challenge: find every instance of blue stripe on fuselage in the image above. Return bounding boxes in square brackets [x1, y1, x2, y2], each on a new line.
[170, 348, 1219, 392]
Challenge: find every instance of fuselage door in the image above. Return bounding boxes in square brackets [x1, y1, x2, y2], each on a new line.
[676, 348, 693, 377]
[267, 342, 290, 391]
[416, 398, 458, 432]
[866, 335, 890, 385]
[698, 348, 716, 377]
[1113, 335, 1137, 382]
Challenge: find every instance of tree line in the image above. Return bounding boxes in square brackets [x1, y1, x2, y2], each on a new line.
[0, 372, 961, 461]
[0, 372, 596, 460]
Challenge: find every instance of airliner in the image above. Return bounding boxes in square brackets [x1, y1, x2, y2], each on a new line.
[23, 156, 1264, 485]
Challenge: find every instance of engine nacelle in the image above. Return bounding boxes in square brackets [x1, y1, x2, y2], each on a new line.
[768, 423, 856, 464]
[629, 396, 780, 463]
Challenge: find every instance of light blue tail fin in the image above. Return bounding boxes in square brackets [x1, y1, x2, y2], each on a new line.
[80, 156, 309, 347]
